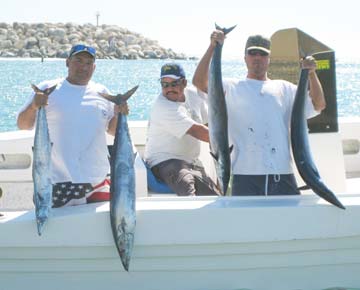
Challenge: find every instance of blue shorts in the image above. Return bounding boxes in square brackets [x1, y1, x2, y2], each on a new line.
[231, 174, 300, 196]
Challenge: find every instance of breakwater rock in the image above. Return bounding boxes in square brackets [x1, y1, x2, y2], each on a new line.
[0, 22, 187, 60]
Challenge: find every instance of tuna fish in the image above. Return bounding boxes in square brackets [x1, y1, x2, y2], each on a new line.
[99, 85, 138, 271]
[31, 84, 57, 235]
[208, 24, 236, 195]
[290, 69, 345, 209]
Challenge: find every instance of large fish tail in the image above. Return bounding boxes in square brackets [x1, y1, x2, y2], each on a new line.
[99, 85, 139, 106]
[215, 23, 236, 35]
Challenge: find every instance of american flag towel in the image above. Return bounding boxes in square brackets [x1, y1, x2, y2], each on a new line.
[52, 178, 110, 208]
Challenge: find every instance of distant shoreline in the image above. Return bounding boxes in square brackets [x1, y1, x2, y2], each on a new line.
[0, 22, 189, 60]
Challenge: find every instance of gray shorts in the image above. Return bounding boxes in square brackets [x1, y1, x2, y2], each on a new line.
[231, 174, 300, 196]
[151, 159, 221, 196]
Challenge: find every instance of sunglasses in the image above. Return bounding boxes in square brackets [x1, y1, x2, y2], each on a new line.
[69, 45, 96, 57]
[247, 49, 269, 57]
[160, 79, 183, 89]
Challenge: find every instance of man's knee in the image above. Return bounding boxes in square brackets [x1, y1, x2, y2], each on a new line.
[175, 169, 196, 196]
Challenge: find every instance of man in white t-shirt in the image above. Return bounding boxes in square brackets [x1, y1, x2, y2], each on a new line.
[193, 32, 326, 196]
[144, 63, 220, 196]
[17, 44, 123, 207]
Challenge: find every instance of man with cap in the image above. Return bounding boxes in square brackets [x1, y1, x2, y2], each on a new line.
[192, 32, 326, 196]
[17, 44, 122, 207]
[144, 63, 221, 196]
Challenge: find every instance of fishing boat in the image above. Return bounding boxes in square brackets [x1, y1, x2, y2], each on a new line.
[1, 28, 360, 290]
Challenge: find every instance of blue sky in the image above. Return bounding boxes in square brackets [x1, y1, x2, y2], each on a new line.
[2, 0, 359, 59]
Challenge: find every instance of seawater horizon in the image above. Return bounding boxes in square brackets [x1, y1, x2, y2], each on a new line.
[0, 57, 359, 132]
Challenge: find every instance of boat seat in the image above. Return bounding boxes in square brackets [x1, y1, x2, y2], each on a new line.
[145, 163, 174, 194]
[108, 144, 174, 194]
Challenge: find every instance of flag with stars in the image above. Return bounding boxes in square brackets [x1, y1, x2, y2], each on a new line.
[52, 178, 110, 208]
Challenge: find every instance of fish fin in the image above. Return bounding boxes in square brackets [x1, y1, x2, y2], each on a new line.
[214, 23, 236, 35]
[31, 84, 57, 96]
[229, 144, 234, 154]
[98, 92, 118, 103]
[298, 185, 311, 191]
[210, 151, 219, 161]
[99, 85, 139, 105]
[121, 85, 139, 102]
[31, 83, 42, 93]
[44, 85, 57, 95]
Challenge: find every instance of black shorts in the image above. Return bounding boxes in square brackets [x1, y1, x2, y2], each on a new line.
[231, 174, 300, 196]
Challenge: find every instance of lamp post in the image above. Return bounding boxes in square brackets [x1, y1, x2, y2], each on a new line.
[96, 11, 100, 27]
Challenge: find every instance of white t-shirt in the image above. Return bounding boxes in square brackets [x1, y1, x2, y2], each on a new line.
[145, 87, 208, 168]
[18, 78, 114, 184]
[223, 78, 318, 175]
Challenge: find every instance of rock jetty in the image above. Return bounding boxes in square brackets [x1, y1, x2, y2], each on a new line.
[0, 22, 187, 60]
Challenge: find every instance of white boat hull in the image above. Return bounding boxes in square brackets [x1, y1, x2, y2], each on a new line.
[2, 194, 360, 290]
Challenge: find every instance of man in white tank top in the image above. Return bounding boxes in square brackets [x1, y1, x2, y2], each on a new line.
[193, 32, 326, 196]
[145, 63, 220, 196]
[17, 44, 122, 207]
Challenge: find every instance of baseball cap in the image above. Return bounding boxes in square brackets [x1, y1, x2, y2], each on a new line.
[245, 35, 271, 54]
[69, 44, 96, 58]
[160, 63, 186, 79]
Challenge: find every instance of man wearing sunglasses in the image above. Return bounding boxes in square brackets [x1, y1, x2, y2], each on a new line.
[17, 44, 122, 207]
[193, 32, 326, 196]
[144, 63, 221, 196]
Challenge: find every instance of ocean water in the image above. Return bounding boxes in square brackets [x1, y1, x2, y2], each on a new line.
[0, 58, 359, 132]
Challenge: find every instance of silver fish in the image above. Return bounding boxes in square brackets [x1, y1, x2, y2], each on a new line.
[290, 69, 345, 209]
[31, 84, 57, 235]
[208, 24, 236, 195]
[99, 85, 138, 271]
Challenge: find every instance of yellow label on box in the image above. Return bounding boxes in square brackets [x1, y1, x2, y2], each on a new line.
[316, 59, 330, 70]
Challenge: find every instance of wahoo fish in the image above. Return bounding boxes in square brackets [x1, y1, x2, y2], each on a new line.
[208, 23, 236, 195]
[99, 85, 138, 271]
[290, 69, 345, 209]
[31, 84, 57, 235]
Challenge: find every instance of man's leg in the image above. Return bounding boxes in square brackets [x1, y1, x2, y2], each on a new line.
[268, 174, 300, 195]
[152, 159, 196, 196]
[192, 165, 222, 196]
[231, 175, 266, 196]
